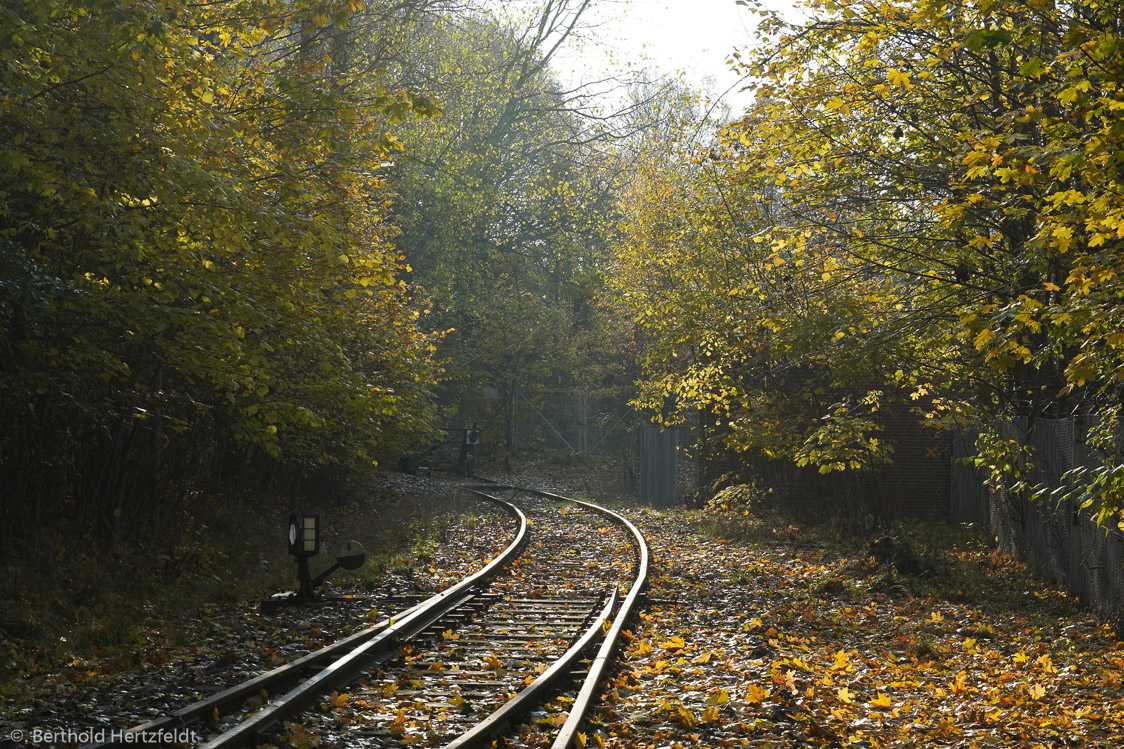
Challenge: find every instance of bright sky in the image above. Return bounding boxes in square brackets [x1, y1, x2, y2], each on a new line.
[492, 0, 805, 113]
[573, 0, 759, 98]
[528, 0, 806, 114]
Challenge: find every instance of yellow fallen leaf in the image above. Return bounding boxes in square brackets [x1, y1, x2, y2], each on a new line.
[869, 692, 892, 708]
[744, 683, 770, 704]
[836, 687, 854, 704]
[706, 690, 729, 705]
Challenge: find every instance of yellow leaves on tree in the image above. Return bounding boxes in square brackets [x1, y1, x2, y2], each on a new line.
[609, 0, 1124, 522]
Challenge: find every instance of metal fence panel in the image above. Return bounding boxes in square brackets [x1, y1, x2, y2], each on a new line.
[955, 417, 1124, 626]
[511, 388, 632, 455]
[640, 425, 678, 506]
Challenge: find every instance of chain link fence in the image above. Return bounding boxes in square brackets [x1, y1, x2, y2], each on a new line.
[510, 388, 633, 456]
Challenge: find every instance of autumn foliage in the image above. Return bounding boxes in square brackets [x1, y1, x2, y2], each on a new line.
[0, 0, 440, 537]
[610, 0, 1124, 523]
[1, 0, 636, 541]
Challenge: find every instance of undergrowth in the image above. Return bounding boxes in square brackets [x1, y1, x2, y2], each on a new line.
[0, 487, 477, 688]
[690, 492, 1084, 618]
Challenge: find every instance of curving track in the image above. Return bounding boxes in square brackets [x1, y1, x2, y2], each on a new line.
[87, 484, 648, 749]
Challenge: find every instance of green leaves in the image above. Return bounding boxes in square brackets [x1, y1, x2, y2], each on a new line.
[964, 27, 1013, 50]
[384, 4, 626, 420]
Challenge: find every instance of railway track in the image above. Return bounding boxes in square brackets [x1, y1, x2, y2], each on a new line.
[87, 484, 648, 749]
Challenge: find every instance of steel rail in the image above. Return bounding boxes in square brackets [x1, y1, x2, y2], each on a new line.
[509, 488, 651, 749]
[447, 482, 650, 749]
[88, 483, 648, 749]
[433, 489, 634, 748]
[439, 583, 618, 749]
[82, 493, 526, 749]
[197, 494, 527, 748]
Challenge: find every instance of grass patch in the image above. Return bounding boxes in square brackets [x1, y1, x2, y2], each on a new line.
[686, 506, 809, 546]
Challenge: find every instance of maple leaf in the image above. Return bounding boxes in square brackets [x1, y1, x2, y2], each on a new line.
[744, 683, 770, 704]
[950, 670, 971, 695]
[784, 669, 798, 694]
[659, 635, 686, 651]
[933, 716, 962, 738]
[886, 67, 913, 89]
[706, 690, 730, 705]
[536, 713, 568, 726]
[869, 692, 892, 708]
[328, 691, 349, 707]
[286, 723, 315, 749]
[836, 686, 854, 704]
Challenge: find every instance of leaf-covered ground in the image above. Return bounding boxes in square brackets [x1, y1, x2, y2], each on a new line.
[583, 509, 1124, 748]
[5, 456, 1123, 749]
[0, 478, 516, 740]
